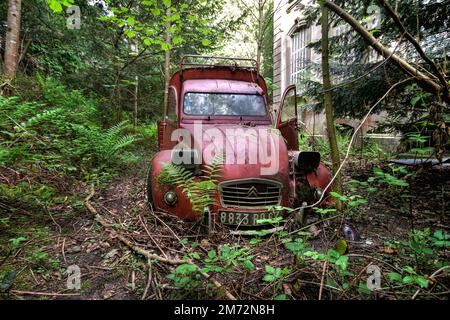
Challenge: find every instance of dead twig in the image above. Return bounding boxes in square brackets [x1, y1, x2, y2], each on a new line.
[10, 290, 80, 297]
[318, 260, 329, 300]
[141, 259, 153, 300]
[85, 184, 237, 300]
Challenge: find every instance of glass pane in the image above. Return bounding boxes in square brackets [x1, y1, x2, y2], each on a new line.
[184, 93, 267, 116]
[281, 89, 297, 123]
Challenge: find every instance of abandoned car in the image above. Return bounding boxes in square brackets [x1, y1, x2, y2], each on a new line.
[146, 55, 331, 229]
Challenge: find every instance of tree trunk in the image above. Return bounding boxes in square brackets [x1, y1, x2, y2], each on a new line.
[134, 74, 138, 128]
[163, 9, 172, 119]
[256, 0, 264, 70]
[1, 0, 22, 96]
[321, 4, 343, 207]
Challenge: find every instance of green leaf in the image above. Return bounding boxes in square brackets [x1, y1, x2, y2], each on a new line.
[243, 260, 255, 271]
[202, 39, 212, 46]
[163, 0, 171, 7]
[48, 0, 63, 12]
[263, 274, 276, 282]
[336, 239, 348, 255]
[388, 272, 402, 282]
[330, 192, 348, 202]
[176, 263, 196, 274]
[335, 255, 349, 271]
[172, 36, 183, 45]
[416, 276, 429, 288]
[402, 276, 415, 284]
[411, 95, 421, 107]
[358, 281, 371, 295]
[265, 265, 275, 274]
[208, 250, 216, 259]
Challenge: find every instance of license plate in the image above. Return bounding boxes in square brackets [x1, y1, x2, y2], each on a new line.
[219, 211, 277, 226]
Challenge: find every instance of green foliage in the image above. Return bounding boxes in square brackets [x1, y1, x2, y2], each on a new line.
[167, 263, 202, 289]
[202, 244, 255, 273]
[0, 77, 139, 211]
[263, 265, 289, 282]
[158, 154, 223, 214]
[9, 237, 27, 249]
[388, 267, 430, 289]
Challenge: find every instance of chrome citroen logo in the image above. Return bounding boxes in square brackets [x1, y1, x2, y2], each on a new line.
[247, 186, 258, 198]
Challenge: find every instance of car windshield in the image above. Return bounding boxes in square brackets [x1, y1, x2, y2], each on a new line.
[183, 92, 267, 116]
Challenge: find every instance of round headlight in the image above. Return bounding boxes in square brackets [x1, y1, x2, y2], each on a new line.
[164, 191, 178, 206]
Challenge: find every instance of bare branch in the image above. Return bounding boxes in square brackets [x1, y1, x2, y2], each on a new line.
[377, 0, 448, 94]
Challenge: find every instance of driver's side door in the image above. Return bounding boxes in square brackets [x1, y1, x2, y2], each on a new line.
[276, 85, 299, 151]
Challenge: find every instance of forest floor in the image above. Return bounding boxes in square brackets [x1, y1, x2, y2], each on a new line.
[1, 157, 449, 300]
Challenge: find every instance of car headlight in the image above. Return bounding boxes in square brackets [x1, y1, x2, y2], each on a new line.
[164, 191, 178, 206]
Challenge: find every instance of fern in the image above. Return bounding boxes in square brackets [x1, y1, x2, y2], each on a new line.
[159, 153, 224, 215]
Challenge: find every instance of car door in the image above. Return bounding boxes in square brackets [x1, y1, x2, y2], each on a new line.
[276, 85, 299, 150]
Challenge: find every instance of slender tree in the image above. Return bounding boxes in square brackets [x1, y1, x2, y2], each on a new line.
[1, 0, 22, 96]
[163, 9, 172, 119]
[321, 3, 343, 206]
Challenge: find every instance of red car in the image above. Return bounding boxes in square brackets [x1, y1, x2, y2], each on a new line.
[146, 55, 331, 230]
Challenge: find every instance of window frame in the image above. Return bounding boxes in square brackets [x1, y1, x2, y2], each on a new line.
[182, 92, 269, 117]
[290, 25, 311, 84]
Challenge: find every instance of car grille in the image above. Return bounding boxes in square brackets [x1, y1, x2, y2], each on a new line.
[219, 179, 282, 208]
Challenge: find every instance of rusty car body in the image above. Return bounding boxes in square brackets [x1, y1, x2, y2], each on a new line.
[147, 55, 331, 229]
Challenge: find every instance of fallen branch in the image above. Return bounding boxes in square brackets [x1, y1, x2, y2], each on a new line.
[318, 260, 329, 300]
[10, 290, 80, 297]
[85, 185, 237, 300]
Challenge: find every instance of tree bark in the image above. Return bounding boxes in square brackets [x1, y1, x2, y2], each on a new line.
[163, 9, 172, 119]
[1, 0, 22, 96]
[321, 4, 343, 207]
[256, 0, 264, 70]
[323, 0, 448, 102]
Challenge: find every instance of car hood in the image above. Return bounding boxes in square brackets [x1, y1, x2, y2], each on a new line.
[182, 124, 290, 179]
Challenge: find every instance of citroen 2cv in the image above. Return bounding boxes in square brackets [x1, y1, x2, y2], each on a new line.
[146, 55, 331, 231]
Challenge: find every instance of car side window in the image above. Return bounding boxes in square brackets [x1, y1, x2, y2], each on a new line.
[280, 89, 297, 123]
[167, 87, 177, 122]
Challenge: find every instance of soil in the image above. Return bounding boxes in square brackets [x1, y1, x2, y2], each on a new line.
[1, 160, 449, 300]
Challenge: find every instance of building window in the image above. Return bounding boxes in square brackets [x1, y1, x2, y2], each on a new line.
[291, 26, 311, 85]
